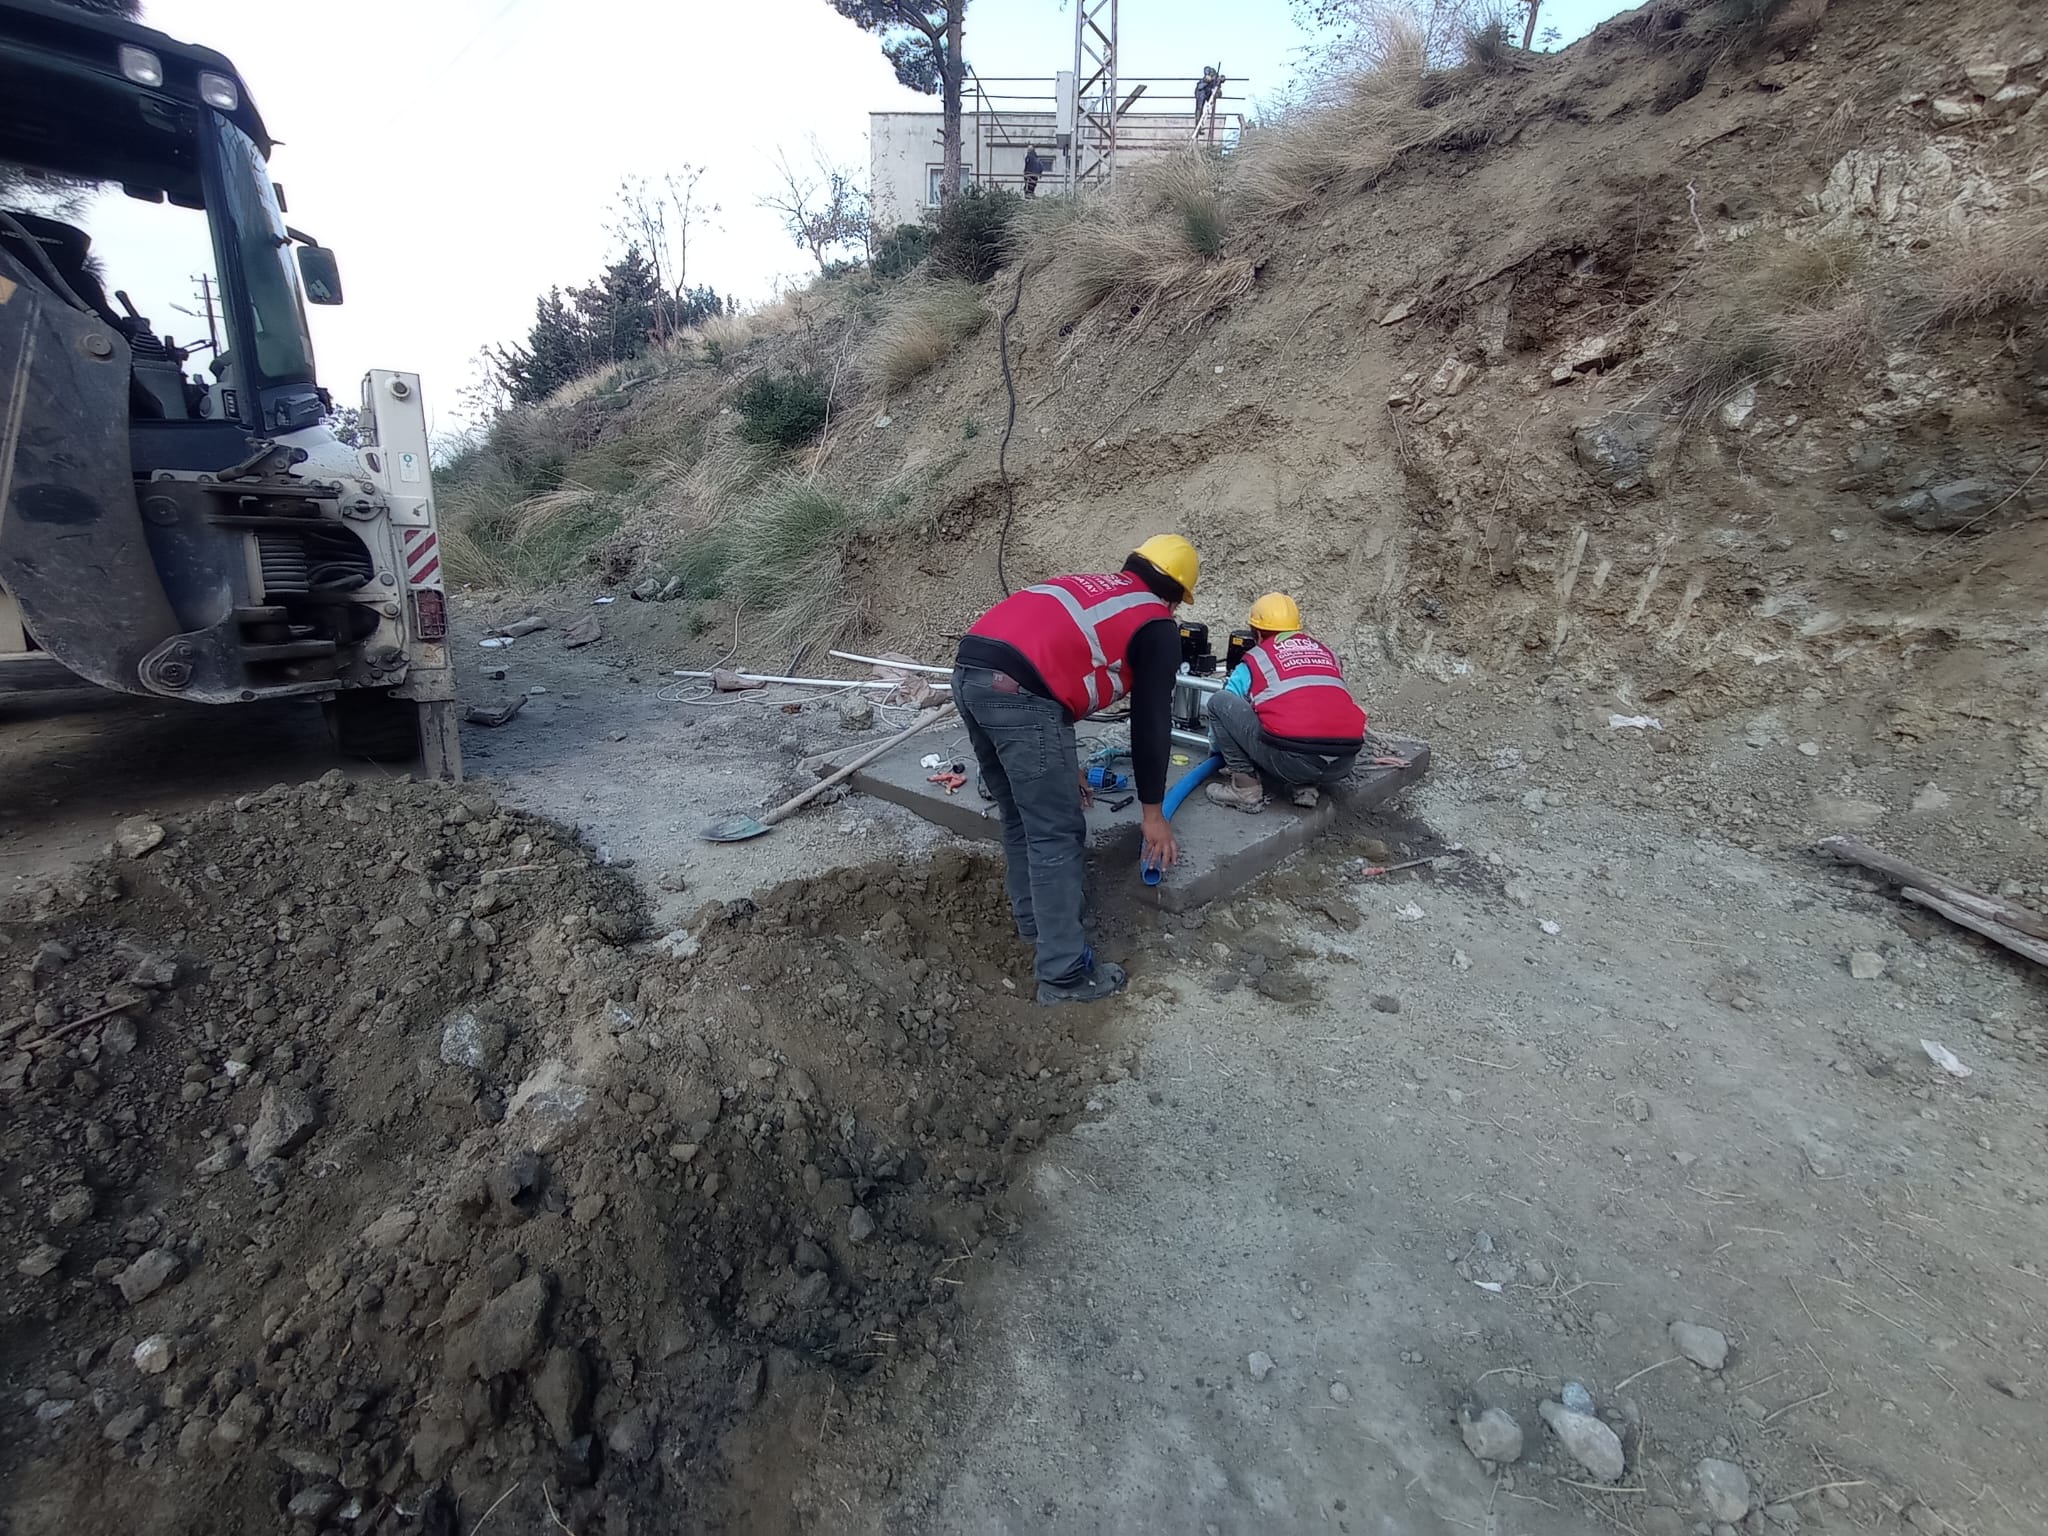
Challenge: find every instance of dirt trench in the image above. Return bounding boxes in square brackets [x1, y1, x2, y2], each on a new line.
[0, 777, 1141, 1534]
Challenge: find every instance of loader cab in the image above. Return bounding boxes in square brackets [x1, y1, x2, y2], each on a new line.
[0, 0, 341, 471]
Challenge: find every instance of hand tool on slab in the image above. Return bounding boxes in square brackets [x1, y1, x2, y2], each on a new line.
[699, 706, 954, 842]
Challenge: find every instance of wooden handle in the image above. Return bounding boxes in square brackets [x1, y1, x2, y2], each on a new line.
[760, 705, 955, 829]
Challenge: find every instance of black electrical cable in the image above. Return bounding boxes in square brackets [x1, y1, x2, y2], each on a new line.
[0, 209, 94, 316]
[993, 259, 1031, 598]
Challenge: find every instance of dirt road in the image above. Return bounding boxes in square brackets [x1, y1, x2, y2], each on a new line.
[730, 711, 2045, 1535]
[3, 620, 2042, 1535]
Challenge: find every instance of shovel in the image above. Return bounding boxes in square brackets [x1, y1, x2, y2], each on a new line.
[699, 704, 955, 842]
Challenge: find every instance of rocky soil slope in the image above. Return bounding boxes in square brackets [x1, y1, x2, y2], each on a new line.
[0, 779, 1128, 1533]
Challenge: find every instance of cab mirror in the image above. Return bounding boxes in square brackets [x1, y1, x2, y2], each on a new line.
[297, 245, 343, 305]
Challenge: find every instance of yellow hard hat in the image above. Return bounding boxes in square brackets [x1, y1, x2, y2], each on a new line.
[1248, 592, 1303, 632]
[1132, 534, 1200, 601]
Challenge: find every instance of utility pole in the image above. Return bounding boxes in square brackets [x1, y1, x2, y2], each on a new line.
[189, 273, 219, 352]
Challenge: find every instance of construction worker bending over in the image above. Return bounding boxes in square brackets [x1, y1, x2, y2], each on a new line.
[951, 536, 1201, 1005]
[1206, 593, 1367, 813]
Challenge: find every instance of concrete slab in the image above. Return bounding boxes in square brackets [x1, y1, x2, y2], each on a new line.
[842, 735, 1431, 912]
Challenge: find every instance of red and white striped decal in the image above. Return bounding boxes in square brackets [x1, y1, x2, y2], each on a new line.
[401, 527, 441, 588]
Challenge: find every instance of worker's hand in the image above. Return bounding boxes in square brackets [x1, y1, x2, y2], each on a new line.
[1141, 804, 1179, 871]
[1077, 769, 1095, 809]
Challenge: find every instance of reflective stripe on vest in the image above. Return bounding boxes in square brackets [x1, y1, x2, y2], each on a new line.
[1021, 581, 1167, 712]
[1245, 634, 1367, 743]
[1245, 645, 1355, 702]
[965, 572, 1172, 719]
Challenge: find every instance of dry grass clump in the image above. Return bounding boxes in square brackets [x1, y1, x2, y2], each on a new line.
[1913, 210, 2048, 326]
[1031, 151, 1257, 332]
[1776, 288, 1887, 378]
[437, 472, 625, 589]
[682, 431, 780, 523]
[542, 359, 633, 409]
[439, 519, 515, 589]
[490, 401, 583, 472]
[1665, 210, 2048, 423]
[1663, 234, 1888, 424]
[696, 311, 755, 353]
[1012, 192, 1098, 269]
[672, 310, 756, 368]
[1232, 68, 1436, 218]
[1757, 228, 1868, 306]
[860, 279, 987, 394]
[718, 476, 882, 654]
[1325, 4, 1431, 79]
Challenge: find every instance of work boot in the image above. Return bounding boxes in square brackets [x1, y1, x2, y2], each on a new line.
[1205, 772, 1265, 814]
[1291, 785, 1320, 808]
[1037, 959, 1128, 1006]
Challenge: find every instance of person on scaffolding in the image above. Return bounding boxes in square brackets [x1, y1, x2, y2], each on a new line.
[952, 536, 1201, 1005]
[1194, 65, 1222, 120]
[1023, 144, 1048, 196]
[1205, 593, 1367, 814]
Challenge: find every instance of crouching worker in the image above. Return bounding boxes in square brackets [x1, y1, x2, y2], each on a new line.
[951, 536, 1201, 1005]
[1206, 592, 1367, 813]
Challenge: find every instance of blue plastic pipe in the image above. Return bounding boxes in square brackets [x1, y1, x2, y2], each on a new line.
[1141, 753, 1224, 885]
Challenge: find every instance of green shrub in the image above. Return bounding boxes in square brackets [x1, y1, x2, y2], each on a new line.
[1180, 195, 1226, 259]
[734, 370, 830, 449]
[1464, 18, 1513, 71]
[931, 186, 1021, 284]
[873, 222, 935, 279]
[668, 534, 732, 600]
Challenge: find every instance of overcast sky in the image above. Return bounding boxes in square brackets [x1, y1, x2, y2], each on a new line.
[77, 0, 1630, 437]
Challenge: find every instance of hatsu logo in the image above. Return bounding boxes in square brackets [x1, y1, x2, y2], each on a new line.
[1062, 574, 1139, 600]
[1272, 634, 1334, 663]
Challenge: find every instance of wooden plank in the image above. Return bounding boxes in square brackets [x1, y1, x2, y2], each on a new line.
[1814, 835, 2048, 943]
[1902, 889, 2048, 969]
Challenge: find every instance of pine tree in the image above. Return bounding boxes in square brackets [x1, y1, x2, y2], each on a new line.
[823, 4, 968, 205]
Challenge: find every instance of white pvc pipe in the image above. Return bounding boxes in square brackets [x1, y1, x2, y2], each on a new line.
[828, 649, 950, 677]
[669, 670, 950, 691]
[831, 646, 1226, 692]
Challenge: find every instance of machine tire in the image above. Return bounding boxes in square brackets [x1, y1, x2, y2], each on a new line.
[326, 691, 421, 763]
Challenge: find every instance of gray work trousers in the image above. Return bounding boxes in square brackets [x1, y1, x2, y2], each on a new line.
[1207, 688, 1359, 790]
[951, 664, 1089, 986]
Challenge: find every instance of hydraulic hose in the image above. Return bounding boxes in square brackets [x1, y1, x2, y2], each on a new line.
[1161, 753, 1223, 819]
[1141, 754, 1224, 886]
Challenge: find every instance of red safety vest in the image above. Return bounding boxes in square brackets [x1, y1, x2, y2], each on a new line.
[1245, 633, 1367, 746]
[966, 572, 1173, 719]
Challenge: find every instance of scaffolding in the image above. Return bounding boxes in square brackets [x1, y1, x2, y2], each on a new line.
[959, 73, 1247, 198]
[1070, 0, 1118, 189]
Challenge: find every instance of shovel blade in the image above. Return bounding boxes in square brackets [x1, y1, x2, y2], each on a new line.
[699, 815, 770, 843]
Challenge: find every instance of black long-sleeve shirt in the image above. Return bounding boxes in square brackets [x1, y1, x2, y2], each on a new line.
[957, 616, 1181, 804]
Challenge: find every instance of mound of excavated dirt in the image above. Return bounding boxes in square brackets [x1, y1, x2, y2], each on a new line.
[0, 777, 1132, 1533]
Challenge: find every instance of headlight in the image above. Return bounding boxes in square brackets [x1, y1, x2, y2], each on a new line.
[117, 45, 162, 86]
[198, 71, 241, 111]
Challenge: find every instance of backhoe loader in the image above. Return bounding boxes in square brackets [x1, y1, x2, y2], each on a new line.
[0, 0, 459, 776]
